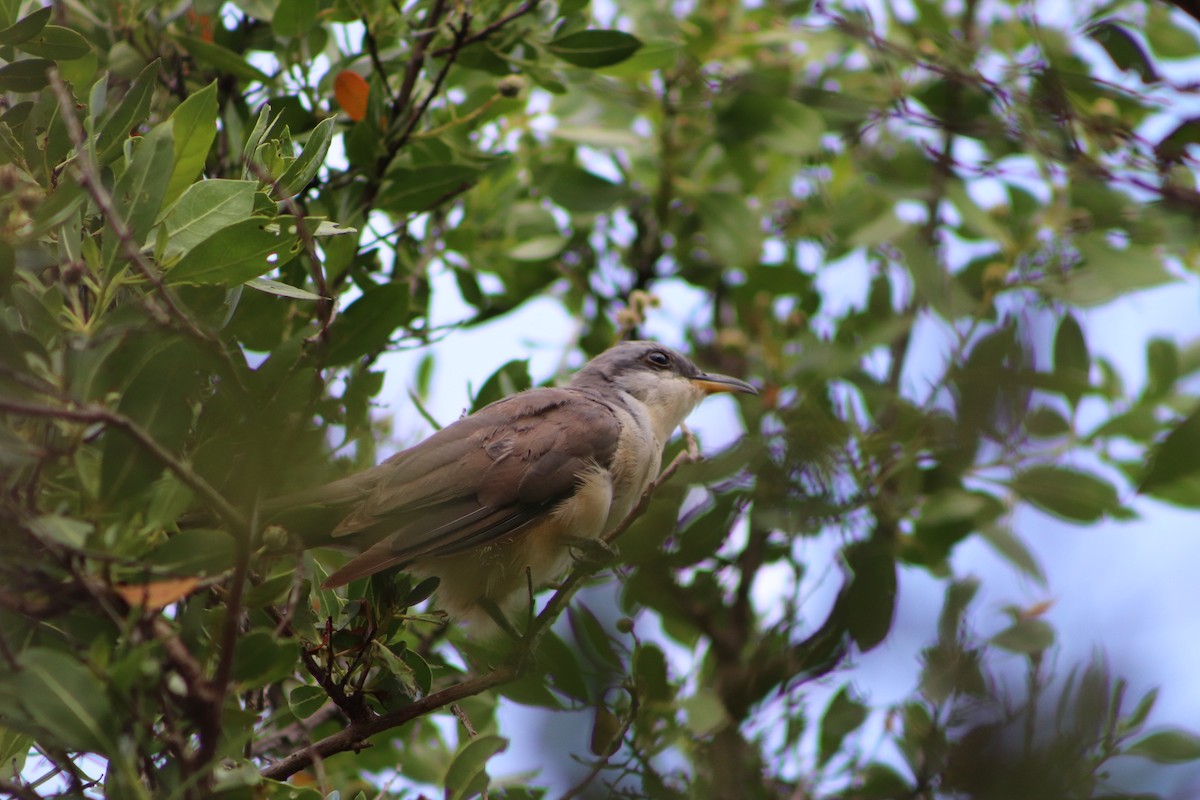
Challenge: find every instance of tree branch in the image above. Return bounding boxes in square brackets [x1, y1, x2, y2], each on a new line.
[47, 71, 217, 350]
[431, 0, 540, 56]
[0, 777, 44, 800]
[259, 663, 519, 780]
[0, 398, 247, 533]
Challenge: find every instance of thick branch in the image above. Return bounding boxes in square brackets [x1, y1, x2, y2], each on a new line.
[260, 663, 519, 780]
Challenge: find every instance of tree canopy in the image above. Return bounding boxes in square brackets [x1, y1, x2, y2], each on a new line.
[4, 0, 1200, 797]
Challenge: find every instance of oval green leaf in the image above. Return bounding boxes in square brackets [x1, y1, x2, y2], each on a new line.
[546, 29, 643, 68]
[1008, 465, 1120, 523]
[991, 618, 1054, 654]
[17, 24, 91, 60]
[1127, 729, 1200, 763]
[165, 216, 301, 285]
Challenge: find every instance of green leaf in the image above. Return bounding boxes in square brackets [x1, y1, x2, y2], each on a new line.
[538, 631, 589, 702]
[101, 339, 198, 501]
[161, 179, 258, 258]
[1024, 406, 1070, 438]
[840, 539, 896, 651]
[1143, 337, 1178, 400]
[590, 705, 622, 756]
[0, 58, 54, 91]
[400, 648, 432, 696]
[534, 163, 626, 213]
[246, 277, 324, 300]
[1140, 405, 1200, 495]
[323, 282, 410, 365]
[946, 180, 1010, 245]
[1126, 729, 1200, 763]
[1053, 313, 1089, 407]
[0, 6, 50, 46]
[978, 524, 1046, 585]
[716, 93, 825, 156]
[106, 121, 175, 269]
[0, 648, 117, 753]
[163, 81, 219, 208]
[444, 735, 507, 800]
[376, 165, 482, 213]
[287, 685, 327, 719]
[567, 604, 623, 671]
[274, 116, 334, 198]
[601, 38, 684, 75]
[1008, 465, 1120, 523]
[1146, 5, 1200, 57]
[470, 359, 531, 412]
[271, 0, 318, 38]
[0, 728, 32, 781]
[1088, 21, 1159, 83]
[508, 234, 565, 261]
[682, 689, 728, 737]
[1154, 116, 1200, 163]
[818, 685, 868, 765]
[634, 644, 671, 702]
[16, 24, 90, 60]
[165, 216, 301, 285]
[937, 578, 980, 644]
[242, 103, 274, 165]
[551, 125, 644, 149]
[145, 529, 238, 575]
[695, 191, 761, 266]
[1124, 687, 1159, 732]
[1039, 236, 1174, 307]
[546, 29, 642, 68]
[0, 120, 22, 166]
[173, 34, 272, 84]
[230, 630, 297, 688]
[95, 59, 159, 165]
[29, 514, 92, 548]
[991, 618, 1055, 654]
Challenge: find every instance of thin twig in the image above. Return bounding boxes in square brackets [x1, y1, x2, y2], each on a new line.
[259, 663, 520, 780]
[558, 692, 638, 800]
[200, 501, 257, 766]
[391, 0, 449, 122]
[451, 703, 478, 738]
[251, 703, 340, 757]
[431, 0, 540, 56]
[47, 71, 215, 348]
[394, 13, 469, 151]
[0, 398, 246, 532]
[0, 777, 43, 800]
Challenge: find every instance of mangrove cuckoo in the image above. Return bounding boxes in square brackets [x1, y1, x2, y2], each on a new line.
[295, 341, 757, 627]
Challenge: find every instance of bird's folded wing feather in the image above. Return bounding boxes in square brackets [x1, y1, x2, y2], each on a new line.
[319, 388, 621, 586]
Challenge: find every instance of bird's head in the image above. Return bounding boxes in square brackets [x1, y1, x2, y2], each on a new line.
[571, 341, 757, 440]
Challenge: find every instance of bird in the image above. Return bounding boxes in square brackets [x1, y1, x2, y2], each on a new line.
[280, 341, 757, 629]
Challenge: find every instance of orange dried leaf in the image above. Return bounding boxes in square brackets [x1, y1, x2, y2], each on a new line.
[116, 577, 200, 610]
[1019, 599, 1055, 620]
[334, 70, 369, 122]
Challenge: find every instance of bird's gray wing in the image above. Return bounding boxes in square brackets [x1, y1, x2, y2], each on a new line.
[319, 388, 621, 587]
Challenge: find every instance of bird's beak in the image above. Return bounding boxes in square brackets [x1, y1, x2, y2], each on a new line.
[691, 371, 759, 396]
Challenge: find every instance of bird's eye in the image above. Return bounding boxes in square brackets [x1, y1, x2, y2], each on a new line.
[646, 351, 671, 368]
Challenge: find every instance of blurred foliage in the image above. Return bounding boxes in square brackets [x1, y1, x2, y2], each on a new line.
[4, 0, 1200, 797]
